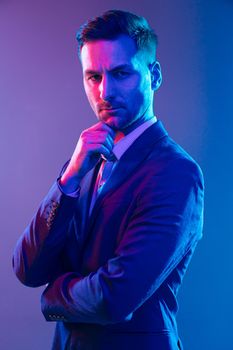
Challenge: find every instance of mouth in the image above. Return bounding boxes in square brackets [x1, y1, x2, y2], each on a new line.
[102, 107, 119, 111]
[98, 102, 123, 111]
[100, 107, 122, 112]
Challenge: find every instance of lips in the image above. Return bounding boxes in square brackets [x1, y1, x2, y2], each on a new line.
[98, 103, 123, 112]
[100, 108, 122, 116]
[99, 105, 123, 113]
[100, 106, 117, 110]
[102, 107, 119, 111]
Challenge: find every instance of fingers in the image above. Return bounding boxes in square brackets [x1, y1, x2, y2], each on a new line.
[81, 134, 114, 161]
[64, 121, 117, 183]
[80, 124, 115, 157]
[83, 132, 114, 150]
[87, 121, 116, 139]
[87, 143, 115, 161]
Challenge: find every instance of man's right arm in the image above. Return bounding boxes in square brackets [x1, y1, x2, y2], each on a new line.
[12, 180, 79, 287]
[13, 122, 115, 287]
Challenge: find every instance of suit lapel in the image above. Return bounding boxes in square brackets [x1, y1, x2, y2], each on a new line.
[77, 160, 101, 236]
[87, 120, 168, 230]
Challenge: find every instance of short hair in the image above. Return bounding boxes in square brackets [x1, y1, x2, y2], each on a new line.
[76, 9, 158, 62]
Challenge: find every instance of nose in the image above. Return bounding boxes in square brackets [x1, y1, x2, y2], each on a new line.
[99, 74, 114, 101]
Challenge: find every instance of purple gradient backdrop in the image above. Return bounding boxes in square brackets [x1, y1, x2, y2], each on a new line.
[1, 0, 232, 349]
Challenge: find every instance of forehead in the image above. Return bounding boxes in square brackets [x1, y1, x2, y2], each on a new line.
[80, 35, 139, 72]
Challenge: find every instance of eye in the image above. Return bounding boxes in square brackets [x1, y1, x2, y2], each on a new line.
[87, 74, 102, 82]
[114, 70, 130, 78]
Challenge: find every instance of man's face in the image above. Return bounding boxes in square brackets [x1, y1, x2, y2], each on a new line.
[80, 35, 157, 131]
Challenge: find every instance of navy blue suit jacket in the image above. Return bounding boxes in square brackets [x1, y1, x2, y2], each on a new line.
[13, 121, 204, 349]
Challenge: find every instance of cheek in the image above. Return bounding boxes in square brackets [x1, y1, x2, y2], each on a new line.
[120, 77, 142, 103]
[138, 74, 153, 103]
[128, 73, 150, 97]
[84, 84, 97, 109]
[126, 76, 152, 113]
[128, 79, 150, 103]
[140, 72, 151, 91]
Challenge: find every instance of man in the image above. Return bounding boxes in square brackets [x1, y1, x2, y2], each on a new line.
[13, 10, 204, 350]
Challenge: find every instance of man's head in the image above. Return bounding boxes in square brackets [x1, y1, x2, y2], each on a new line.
[76, 10, 162, 132]
[76, 10, 158, 64]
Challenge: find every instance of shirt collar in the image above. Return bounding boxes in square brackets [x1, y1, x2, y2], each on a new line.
[113, 117, 157, 161]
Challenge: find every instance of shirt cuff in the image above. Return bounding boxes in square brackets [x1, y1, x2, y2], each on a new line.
[56, 160, 81, 198]
[57, 177, 81, 198]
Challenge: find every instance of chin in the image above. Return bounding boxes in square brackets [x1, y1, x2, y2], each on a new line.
[98, 109, 130, 128]
[99, 115, 123, 130]
[104, 120, 120, 130]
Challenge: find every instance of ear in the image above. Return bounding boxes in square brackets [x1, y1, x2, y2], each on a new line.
[149, 61, 162, 91]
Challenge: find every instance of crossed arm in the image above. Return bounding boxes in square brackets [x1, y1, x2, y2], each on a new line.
[13, 158, 204, 325]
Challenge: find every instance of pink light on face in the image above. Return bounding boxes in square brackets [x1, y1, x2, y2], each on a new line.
[81, 35, 156, 132]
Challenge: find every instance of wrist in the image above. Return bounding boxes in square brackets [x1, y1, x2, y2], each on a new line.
[59, 172, 81, 194]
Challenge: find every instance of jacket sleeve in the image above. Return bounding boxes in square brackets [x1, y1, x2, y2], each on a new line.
[41, 157, 204, 325]
[12, 180, 79, 287]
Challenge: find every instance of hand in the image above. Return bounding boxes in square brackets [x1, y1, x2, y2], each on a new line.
[60, 122, 115, 192]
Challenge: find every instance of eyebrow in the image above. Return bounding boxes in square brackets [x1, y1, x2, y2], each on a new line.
[84, 64, 133, 76]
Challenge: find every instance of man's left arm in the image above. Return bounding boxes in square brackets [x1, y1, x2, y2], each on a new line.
[41, 157, 204, 325]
